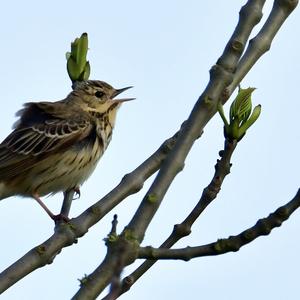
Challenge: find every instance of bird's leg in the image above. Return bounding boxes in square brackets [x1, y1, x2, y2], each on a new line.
[32, 193, 70, 223]
[60, 187, 80, 217]
[32, 193, 55, 219]
[61, 190, 75, 217]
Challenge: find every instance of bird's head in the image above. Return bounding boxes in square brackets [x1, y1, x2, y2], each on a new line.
[70, 80, 134, 115]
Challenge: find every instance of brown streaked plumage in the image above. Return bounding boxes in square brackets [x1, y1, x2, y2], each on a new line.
[0, 80, 134, 221]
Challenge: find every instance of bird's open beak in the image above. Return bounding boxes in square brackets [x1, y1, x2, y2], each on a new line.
[112, 86, 135, 103]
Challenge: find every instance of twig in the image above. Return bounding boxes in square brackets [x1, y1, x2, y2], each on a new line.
[72, 218, 139, 300]
[138, 189, 300, 260]
[224, 0, 298, 99]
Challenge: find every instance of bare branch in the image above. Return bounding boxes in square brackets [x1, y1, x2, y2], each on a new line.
[225, 0, 298, 98]
[138, 189, 300, 260]
[72, 228, 139, 300]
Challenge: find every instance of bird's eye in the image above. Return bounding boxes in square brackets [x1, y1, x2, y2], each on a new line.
[95, 91, 104, 98]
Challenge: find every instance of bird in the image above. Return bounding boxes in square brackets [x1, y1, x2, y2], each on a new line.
[0, 80, 134, 221]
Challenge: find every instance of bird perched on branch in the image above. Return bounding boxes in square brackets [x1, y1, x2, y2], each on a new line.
[0, 80, 134, 221]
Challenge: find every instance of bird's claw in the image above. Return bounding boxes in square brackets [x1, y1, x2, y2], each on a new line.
[73, 187, 81, 200]
[51, 213, 70, 223]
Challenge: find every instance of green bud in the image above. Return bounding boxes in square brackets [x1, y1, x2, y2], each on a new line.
[67, 57, 81, 80]
[76, 33, 88, 71]
[218, 86, 261, 141]
[230, 87, 255, 125]
[66, 33, 90, 82]
[147, 193, 158, 203]
[239, 104, 261, 135]
[81, 61, 91, 81]
[71, 37, 79, 60]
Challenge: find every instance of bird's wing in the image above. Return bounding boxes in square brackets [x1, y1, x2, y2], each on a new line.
[0, 102, 93, 179]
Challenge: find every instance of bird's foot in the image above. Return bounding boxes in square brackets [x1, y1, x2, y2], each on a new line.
[51, 213, 70, 223]
[73, 186, 81, 200]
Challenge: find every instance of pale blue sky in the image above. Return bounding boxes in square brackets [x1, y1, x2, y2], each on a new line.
[1, 1, 300, 299]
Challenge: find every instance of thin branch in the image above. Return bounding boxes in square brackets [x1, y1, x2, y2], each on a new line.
[138, 189, 300, 260]
[102, 215, 123, 300]
[73, 215, 124, 300]
[73, 227, 139, 300]
[74, 249, 122, 300]
[225, 0, 298, 99]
